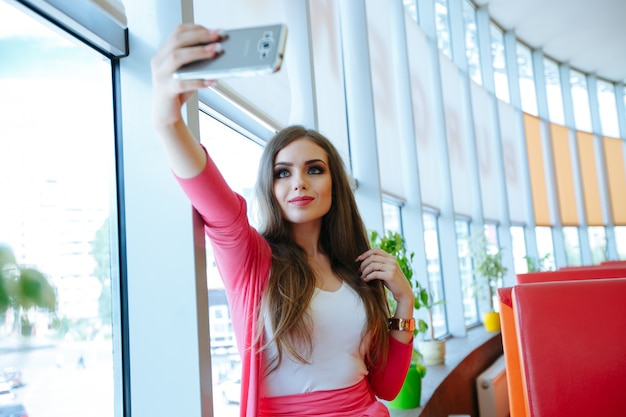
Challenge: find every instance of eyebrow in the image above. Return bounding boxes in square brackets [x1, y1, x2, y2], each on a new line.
[274, 158, 328, 167]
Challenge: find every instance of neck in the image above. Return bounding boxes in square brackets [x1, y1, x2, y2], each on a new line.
[291, 220, 322, 257]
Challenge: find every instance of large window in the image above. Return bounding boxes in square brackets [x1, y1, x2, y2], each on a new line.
[535, 227, 556, 271]
[616, 226, 626, 261]
[517, 42, 537, 115]
[482, 223, 502, 309]
[462, 0, 481, 85]
[422, 212, 447, 338]
[382, 199, 403, 235]
[403, 0, 418, 23]
[563, 226, 582, 267]
[588, 226, 608, 265]
[570, 69, 592, 132]
[510, 225, 528, 274]
[544, 57, 565, 124]
[596, 79, 620, 137]
[199, 114, 264, 417]
[490, 23, 510, 103]
[434, 0, 453, 60]
[455, 218, 478, 326]
[0, 3, 121, 417]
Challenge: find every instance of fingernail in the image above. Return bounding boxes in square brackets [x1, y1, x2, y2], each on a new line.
[213, 42, 223, 54]
[217, 29, 228, 39]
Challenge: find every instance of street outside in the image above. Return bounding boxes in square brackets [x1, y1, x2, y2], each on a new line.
[0, 337, 240, 417]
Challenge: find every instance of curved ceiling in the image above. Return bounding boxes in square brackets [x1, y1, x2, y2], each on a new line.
[473, 0, 626, 84]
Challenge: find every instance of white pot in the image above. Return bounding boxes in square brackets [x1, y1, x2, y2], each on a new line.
[418, 339, 446, 365]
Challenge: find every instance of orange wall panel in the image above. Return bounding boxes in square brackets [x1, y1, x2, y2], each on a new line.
[550, 124, 578, 225]
[603, 137, 626, 225]
[576, 132, 604, 226]
[524, 114, 551, 226]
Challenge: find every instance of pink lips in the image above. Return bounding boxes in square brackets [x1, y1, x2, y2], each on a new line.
[289, 196, 314, 206]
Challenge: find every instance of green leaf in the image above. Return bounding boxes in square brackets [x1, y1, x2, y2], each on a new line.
[19, 268, 56, 311]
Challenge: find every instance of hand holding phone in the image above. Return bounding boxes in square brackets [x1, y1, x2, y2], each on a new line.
[173, 24, 288, 81]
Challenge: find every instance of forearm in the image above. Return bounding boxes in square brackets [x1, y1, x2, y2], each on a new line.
[390, 297, 414, 344]
[156, 118, 207, 179]
[368, 335, 413, 400]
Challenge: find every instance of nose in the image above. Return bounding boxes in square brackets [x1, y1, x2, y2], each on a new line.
[292, 172, 308, 190]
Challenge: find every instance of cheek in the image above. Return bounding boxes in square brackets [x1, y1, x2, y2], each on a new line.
[273, 182, 287, 204]
[321, 181, 333, 207]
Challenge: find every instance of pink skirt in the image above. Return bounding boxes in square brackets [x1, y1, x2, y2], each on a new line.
[258, 378, 390, 417]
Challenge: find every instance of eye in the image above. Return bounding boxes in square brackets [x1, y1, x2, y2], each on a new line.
[274, 168, 290, 178]
[308, 165, 325, 175]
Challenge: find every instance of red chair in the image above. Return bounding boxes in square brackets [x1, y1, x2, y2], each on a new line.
[499, 263, 626, 417]
[516, 265, 626, 284]
[512, 278, 626, 416]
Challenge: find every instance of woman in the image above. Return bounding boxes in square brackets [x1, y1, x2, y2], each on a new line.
[151, 24, 415, 417]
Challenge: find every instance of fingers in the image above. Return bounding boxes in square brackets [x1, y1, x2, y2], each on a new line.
[152, 24, 225, 83]
[356, 249, 398, 282]
[151, 24, 225, 126]
[356, 248, 413, 299]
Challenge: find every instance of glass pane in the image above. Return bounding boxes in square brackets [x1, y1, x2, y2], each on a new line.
[588, 226, 608, 265]
[403, 0, 418, 23]
[596, 79, 619, 137]
[483, 223, 499, 250]
[0, 3, 120, 417]
[455, 219, 478, 326]
[510, 225, 528, 274]
[422, 212, 447, 338]
[435, 0, 453, 60]
[544, 57, 564, 124]
[535, 227, 556, 271]
[563, 226, 582, 266]
[199, 114, 263, 417]
[482, 223, 502, 310]
[462, 0, 481, 85]
[570, 69, 592, 132]
[615, 226, 626, 261]
[516, 42, 537, 115]
[382, 201, 402, 236]
[490, 23, 510, 103]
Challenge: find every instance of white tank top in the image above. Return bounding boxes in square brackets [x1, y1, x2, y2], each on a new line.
[260, 282, 369, 397]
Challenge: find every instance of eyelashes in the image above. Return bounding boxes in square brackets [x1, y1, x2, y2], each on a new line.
[273, 165, 326, 179]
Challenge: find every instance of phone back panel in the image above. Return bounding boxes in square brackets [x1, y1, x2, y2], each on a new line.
[174, 24, 287, 80]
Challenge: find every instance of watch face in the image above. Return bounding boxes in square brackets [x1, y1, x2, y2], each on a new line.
[389, 317, 415, 331]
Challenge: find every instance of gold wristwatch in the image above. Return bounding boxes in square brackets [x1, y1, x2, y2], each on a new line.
[388, 317, 416, 332]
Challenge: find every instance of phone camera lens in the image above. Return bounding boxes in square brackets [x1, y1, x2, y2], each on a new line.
[257, 36, 274, 58]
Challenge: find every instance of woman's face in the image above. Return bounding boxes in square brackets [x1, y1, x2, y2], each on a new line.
[273, 137, 333, 226]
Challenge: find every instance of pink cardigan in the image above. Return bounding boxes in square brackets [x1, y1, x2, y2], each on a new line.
[176, 150, 413, 417]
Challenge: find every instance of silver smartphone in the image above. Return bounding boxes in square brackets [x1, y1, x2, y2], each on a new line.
[173, 24, 288, 80]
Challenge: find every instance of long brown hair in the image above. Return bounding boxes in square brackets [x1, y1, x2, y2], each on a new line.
[254, 125, 390, 374]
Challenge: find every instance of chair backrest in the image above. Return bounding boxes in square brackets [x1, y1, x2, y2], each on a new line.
[516, 266, 626, 284]
[497, 287, 527, 417]
[512, 278, 626, 416]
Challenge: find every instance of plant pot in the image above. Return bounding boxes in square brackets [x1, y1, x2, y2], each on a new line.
[418, 339, 446, 365]
[20, 322, 33, 336]
[482, 311, 501, 332]
[387, 363, 423, 410]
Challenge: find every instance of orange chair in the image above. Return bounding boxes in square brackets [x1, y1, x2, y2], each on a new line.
[498, 287, 527, 417]
[512, 278, 626, 416]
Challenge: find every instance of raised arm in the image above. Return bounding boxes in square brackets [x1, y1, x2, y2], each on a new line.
[150, 24, 225, 178]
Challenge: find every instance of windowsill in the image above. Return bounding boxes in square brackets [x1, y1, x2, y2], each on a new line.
[387, 326, 501, 417]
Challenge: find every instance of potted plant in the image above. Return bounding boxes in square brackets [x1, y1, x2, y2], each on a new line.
[0, 244, 57, 336]
[471, 235, 507, 332]
[524, 253, 552, 272]
[417, 288, 446, 365]
[369, 230, 428, 409]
